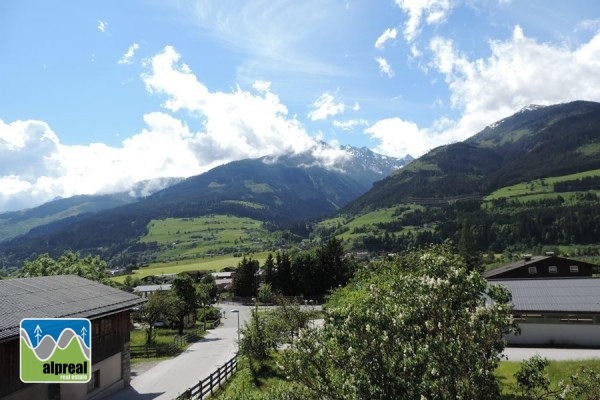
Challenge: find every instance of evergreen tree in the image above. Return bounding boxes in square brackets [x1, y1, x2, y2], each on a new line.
[232, 256, 259, 297]
[458, 221, 483, 272]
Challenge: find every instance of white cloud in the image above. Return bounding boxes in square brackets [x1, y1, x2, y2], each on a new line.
[375, 57, 395, 78]
[576, 19, 600, 32]
[365, 118, 430, 157]
[97, 19, 108, 33]
[308, 92, 345, 121]
[180, 1, 345, 82]
[394, 0, 453, 42]
[333, 119, 369, 131]
[118, 43, 140, 65]
[427, 26, 600, 142]
[375, 27, 398, 50]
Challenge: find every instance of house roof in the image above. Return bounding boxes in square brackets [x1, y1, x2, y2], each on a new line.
[0, 275, 145, 342]
[484, 255, 551, 278]
[490, 278, 600, 313]
[132, 284, 172, 293]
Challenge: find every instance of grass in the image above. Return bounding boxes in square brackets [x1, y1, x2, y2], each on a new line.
[138, 215, 276, 261]
[496, 359, 600, 396]
[317, 205, 424, 243]
[112, 252, 270, 283]
[485, 169, 600, 202]
[215, 356, 600, 398]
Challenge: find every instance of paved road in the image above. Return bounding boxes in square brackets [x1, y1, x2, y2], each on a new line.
[108, 303, 253, 400]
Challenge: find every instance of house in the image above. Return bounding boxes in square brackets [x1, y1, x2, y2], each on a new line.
[484, 254, 598, 280]
[211, 271, 234, 291]
[490, 278, 600, 347]
[132, 284, 172, 298]
[0, 275, 145, 400]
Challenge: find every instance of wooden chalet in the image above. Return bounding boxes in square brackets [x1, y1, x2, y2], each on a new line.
[484, 254, 599, 280]
[0, 275, 145, 400]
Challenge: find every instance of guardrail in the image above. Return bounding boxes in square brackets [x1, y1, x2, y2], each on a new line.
[176, 355, 238, 399]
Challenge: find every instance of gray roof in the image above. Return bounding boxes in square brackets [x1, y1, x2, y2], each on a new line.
[491, 278, 600, 313]
[0, 275, 145, 341]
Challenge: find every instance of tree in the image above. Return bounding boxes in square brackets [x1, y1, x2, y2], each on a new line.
[171, 273, 198, 334]
[263, 253, 277, 289]
[196, 283, 212, 331]
[239, 304, 273, 377]
[232, 256, 259, 297]
[138, 291, 178, 345]
[200, 273, 218, 300]
[257, 283, 274, 304]
[458, 221, 483, 272]
[280, 243, 518, 400]
[21, 251, 111, 284]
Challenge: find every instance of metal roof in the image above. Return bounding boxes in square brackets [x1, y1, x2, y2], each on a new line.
[0, 275, 145, 341]
[132, 284, 172, 293]
[490, 278, 600, 313]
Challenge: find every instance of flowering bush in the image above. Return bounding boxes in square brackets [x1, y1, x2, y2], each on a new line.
[280, 243, 519, 400]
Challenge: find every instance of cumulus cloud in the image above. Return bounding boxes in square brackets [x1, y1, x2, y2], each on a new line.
[375, 27, 398, 50]
[394, 0, 453, 42]
[364, 118, 431, 158]
[375, 57, 394, 78]
[118, 43, 140, 65]
[308, 92, 345, 121]
[0, 45, 353, 212]
[427, 26, 600, 141]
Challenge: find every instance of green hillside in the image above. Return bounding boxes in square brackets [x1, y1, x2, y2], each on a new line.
[344, 101, 600, 214]
[138, 215, 277, 261]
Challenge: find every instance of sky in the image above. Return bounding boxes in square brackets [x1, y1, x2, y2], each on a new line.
[1, 0, 600, 212]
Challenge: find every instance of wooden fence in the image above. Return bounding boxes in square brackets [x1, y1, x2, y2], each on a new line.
[176, 355, 238, 399]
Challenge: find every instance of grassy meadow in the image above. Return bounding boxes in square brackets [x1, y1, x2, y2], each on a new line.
[485, 169, 600, 203]
[138, 215, 276, 261]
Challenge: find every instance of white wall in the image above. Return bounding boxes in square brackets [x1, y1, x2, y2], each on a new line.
[507, 323, 600, 347]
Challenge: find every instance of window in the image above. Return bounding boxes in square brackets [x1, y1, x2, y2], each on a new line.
[528, 266, 538, 274]
[87, 370, 100, 393]
[570, 265, 579, 273]
[548, 266, 558, 274]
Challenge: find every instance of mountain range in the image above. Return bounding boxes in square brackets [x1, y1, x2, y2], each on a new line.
[2, 100, 600, 268]
[0, 146, 410, 266]
[344, 100, 600, 213]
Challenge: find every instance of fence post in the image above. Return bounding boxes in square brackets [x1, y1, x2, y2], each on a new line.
[210, 372, 214, 396]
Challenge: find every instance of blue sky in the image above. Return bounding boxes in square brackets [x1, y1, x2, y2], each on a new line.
[1, 0, 600, 211]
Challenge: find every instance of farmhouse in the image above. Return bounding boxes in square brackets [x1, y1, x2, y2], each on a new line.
[132, 283, 172, 298]
[491, 278, 600, 347]
[0, 275, 145, 400]
[484, 254, 598, 280]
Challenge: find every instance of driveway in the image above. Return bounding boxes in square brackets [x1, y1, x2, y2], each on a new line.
[107, 303, 253, 400]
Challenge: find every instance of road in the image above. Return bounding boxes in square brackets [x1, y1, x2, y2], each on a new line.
[107, 303, 253, 400]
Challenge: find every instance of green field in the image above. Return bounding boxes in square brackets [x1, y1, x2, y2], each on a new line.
[139, 215, 276, 261]
[112, 252, 270, 283]
[317, 205, 426, 245]
[485, 169, 600, 202]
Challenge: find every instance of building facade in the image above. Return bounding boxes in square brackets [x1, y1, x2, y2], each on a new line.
[0, 275, 145, 400]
